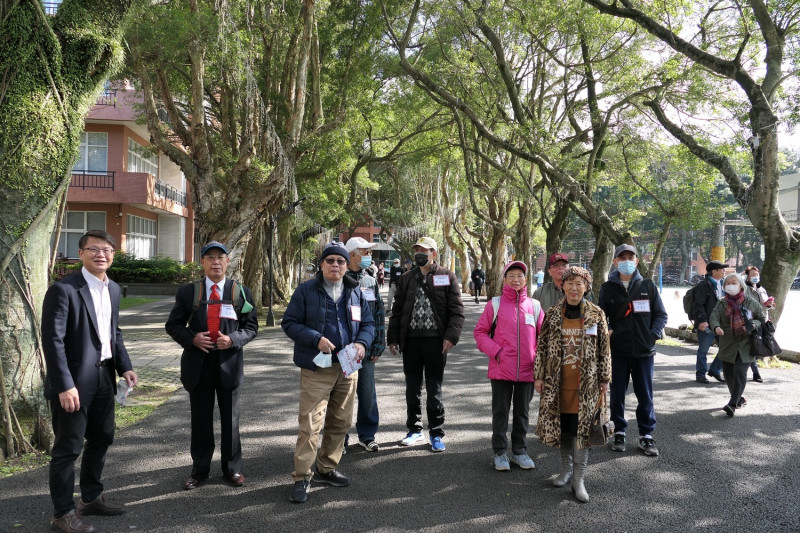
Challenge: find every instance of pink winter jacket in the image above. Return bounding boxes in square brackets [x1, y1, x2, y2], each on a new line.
[473, 285, 545, 382]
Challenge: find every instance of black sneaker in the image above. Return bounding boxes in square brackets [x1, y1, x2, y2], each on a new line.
[312, 467, 350, 487]
[723, 404, 735, 417]
[289, 479, 311, 503]
[611, 434, 626, 452]
[737, 397, 747, 408]
[638, 437, 659, 456]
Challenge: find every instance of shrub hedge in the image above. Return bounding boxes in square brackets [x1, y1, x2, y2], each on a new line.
[55, 252, 203, 284]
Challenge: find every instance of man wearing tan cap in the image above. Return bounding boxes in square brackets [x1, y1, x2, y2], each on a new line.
[387, 237, 464, 452]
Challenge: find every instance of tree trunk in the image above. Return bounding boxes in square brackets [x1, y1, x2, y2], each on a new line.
[590, 229, 613, 295]
[0, 0, 132, 454]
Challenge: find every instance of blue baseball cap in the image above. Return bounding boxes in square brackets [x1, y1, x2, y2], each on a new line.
[201, 241, 229, 256]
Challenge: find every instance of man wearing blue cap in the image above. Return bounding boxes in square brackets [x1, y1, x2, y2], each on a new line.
[165, 241, 259, 491]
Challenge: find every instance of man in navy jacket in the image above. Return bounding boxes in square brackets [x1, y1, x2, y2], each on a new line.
[42, 230, 137, 533]
[598, 244, 668, 458]
[282, 242, 374, 504]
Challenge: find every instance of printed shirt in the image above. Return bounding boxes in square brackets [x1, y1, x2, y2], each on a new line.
[559, 314, 583, 414]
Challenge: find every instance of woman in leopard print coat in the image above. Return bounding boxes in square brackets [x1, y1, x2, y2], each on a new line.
[534, 266, 611, 502]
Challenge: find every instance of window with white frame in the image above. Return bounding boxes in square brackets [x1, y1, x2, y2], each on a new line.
[57, 211, 107, 259]
[72, 132, 108, 174]
[127, 138, 158, 176]
[126, 215, 157, 259]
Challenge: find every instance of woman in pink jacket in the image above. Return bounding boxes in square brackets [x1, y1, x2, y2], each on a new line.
[474, 261, 545, 471]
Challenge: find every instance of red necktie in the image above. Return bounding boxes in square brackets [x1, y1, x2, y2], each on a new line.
[208, 284, 221, 343]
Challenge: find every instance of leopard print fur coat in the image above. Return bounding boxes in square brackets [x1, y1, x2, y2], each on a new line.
[534, 299, 611, 450]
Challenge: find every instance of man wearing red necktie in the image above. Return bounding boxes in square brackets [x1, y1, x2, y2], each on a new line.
[166, 241, 258, 491]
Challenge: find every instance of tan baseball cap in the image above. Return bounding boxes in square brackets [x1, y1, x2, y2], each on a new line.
[413, 236, 438, 251]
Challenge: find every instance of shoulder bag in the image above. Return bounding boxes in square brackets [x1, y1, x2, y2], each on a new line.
[588, 392, 614, 447]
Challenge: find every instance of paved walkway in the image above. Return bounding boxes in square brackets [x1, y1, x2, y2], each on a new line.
[2, 294, 799, 532]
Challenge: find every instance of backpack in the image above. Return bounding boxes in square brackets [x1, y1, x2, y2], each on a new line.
[488, 295, 541, 339]
[188, 280, 253, 324]
[683, 284, 699, 320]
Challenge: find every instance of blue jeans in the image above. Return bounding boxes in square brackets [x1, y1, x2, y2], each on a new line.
[354, 358, 379, 442]
[610, 355, 656, 437]
[696, 328, 723, 378]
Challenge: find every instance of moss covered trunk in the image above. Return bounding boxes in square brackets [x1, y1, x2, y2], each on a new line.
[0, 0, 131, 455]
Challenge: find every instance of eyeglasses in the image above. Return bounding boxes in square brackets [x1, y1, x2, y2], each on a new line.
[81, 247, 114, 256]
[203, 255, 228, 262]
[324, 258, 347, 265]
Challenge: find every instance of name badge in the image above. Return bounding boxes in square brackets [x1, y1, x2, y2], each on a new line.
[220, 304, 237, 320]
[632, 300, 651, 313]
[351, 306, 362, 322]
[525, 313, 536, 326]
[585, 324, 598, 336]
[433, 275, 450, 287]
[362, 288, 376, 302]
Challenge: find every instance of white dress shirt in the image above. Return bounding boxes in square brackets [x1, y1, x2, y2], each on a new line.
[82, 266, 112, 362]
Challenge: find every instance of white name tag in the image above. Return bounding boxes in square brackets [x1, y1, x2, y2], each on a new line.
[220, 304, 237, 320]
[632, 300, 651, 313]
[362, 288, 376, 302]
[525, 313, 536, 326]
[585, 324, 598, 336]
[433, 275, 450, 287]
[351, 306, 362, 321]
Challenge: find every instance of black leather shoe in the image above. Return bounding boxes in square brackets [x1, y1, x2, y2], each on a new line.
[737, 397, 747, 408]
[77, 495, 125, 516]
[51, 510, 94, 533]
[723, 404, 735, 417]
[708, 372, 724, 382]
[312, 467, 350, 487]
[753, 374, 763, 383]
[696, 376, 710, 384]
[289, 479, 311, 503]
[183, 475, 208, 490]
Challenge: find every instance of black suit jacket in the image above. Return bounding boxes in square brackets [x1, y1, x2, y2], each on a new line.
[41, 271, 133, 406]
[165, 279, 259, 392]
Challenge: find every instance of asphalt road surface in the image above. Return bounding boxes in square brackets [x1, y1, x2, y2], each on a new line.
[2, 294, 799, 532]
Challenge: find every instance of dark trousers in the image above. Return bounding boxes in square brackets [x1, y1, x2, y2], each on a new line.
[189, 352, 242, 477]
[722, 359, 749, 409]
[491, 380, 534, 455]
[610, 355, 656, 437]
[49, 365, 115, 518]
[403, 336, 447, 437]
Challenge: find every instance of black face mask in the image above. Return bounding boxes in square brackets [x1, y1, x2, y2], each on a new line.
[414, 253, 430, 267]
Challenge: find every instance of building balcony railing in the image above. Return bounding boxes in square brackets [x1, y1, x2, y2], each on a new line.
[70, 171, 115, 190]
[96, 89, 117, 107]
[155, 179, 187, 207]
[784, 209, 798, 223]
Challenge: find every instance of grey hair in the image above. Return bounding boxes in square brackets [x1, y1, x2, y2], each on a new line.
[723, 273, 746, 292]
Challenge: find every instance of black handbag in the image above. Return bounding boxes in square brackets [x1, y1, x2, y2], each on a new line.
[750, 322, 781, 358]
[588, 392, 614, 447]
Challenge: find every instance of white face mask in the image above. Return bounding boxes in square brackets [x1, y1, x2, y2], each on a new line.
[724, 285, 741, 296]
[313, 351, 332, 368]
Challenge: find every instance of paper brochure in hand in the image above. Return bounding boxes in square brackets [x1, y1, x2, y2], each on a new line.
[339, 344, 362, 378]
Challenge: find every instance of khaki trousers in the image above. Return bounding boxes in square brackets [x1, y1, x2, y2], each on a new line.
[293, 365, 358, 481]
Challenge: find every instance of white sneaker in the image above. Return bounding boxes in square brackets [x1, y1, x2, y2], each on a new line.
[400, 432, 425, 446]
[494, 454, 511, 471]
[510, 453, 535, 469]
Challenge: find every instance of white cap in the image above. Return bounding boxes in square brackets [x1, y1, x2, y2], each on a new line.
[345, 236, 377, 253]
[413, 236, 438, 251]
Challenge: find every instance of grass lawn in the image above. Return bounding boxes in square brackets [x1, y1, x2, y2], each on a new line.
[119, 297, 159, 310]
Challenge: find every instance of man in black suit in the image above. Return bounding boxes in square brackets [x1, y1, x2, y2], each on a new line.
[42, 230, 138, 533]
[165, 241, 258, 490]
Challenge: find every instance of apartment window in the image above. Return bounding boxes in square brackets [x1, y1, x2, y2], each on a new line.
[72, 132, 108, 173]
[57, 211, 107, 259]
[127, 138, 158, 177]
[373, 233, 380, 243]
[127, 215, 157, 259]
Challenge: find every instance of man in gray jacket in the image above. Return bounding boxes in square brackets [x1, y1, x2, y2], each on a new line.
[533, 253, 569, 311]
